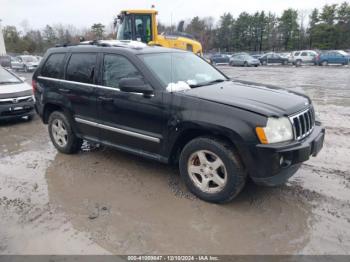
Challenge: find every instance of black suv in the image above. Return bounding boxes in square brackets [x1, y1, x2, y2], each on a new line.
[33, 40, 325, 203]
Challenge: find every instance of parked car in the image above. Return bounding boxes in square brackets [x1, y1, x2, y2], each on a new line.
[11, 55, 39, 72]
[316, 50, 350, 66]
[33, 40, 325, 203]
[251, 54, 263, 59]
[209, 54, 230, 65]
[290, 50, 318, 66]
[0, 66, 34, 120]
[35, 56, 43, 62]
[279, 52, 292, 60]
[229, 54, 260, 67]
[259, 53, 288, 65]
[0, 55, 11, 68]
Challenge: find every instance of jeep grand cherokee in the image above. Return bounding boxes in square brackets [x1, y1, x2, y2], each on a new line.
[33, 40, 325, 203]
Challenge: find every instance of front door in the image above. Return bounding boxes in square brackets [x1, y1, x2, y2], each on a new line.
[95, 53, 164, 156]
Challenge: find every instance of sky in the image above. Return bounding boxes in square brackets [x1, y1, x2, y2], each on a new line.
[0, 0, 347, 31]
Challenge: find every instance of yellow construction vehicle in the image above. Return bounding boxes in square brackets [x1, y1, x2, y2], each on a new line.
[115, 9, 203, 55]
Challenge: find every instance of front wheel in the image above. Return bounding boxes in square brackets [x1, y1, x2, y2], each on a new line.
[48, 111, 83, 154]
[322, 60, 328, 66]
[179, 137, 247, 203]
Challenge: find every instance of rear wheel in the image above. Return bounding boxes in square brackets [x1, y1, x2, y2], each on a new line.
[179, 137, 247, 203]
[322, 60, 328, 66]
[48, 111, 82, 154]
[295, 60, 301, 67]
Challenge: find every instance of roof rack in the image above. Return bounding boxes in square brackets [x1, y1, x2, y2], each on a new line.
[55, 40, 148, 50]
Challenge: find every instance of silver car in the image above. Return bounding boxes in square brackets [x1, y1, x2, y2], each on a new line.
[11, 55, 39, 72]
[229, 54, 260, 67]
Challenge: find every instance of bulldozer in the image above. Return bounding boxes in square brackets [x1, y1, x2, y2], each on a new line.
[115, 9, 203, 55]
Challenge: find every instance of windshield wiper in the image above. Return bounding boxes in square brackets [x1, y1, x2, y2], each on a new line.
[189, 79, 226, 88]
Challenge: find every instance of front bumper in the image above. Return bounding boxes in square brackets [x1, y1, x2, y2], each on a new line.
[248, 123, 325, 186]
[0, 101, 35, 120]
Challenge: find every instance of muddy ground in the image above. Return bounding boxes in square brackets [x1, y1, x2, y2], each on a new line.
[0, 66, 349, 254]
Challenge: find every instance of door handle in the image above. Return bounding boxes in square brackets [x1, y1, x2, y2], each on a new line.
[98, 96, 113, 102]
[59, 88, 70, 93]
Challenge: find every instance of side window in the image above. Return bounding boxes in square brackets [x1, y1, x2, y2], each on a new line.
[301, 52, 307, 56]
[102, 54, 142, 88]
[66, 53, 96, 84]
[309, 52, 316, 57]
[294, 52, 300, 56]
[41, 53, 65, 79]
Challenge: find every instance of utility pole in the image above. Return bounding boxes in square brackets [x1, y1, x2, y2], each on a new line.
[0, 19, 7, 55]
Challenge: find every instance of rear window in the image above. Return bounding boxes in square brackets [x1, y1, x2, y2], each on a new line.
[41, 53, 65, 79]
[66, 53, 97, 84]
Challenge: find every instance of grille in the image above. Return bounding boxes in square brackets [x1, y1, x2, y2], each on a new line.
[0, 96, 33, 105]
[289, 107, 315, 140]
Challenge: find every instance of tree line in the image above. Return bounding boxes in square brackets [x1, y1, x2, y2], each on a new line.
[3, 2, 350, 55]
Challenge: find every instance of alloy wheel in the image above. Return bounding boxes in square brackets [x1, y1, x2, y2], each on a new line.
[51, 119, 68, 147]
[187, 150, 227, 194]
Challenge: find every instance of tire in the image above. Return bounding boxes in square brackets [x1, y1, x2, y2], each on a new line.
[322, 60, 328, 66]
[262, 60, 267, 66]
[244, 61, 248, 67]
[179, 137, 247, 203]
[295, 60, 301, 67]
[24, 65, 28, 73]
[48, 111, 82, 154]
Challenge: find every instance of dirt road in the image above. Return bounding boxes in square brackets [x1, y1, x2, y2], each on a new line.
[0, 66, 349, 254]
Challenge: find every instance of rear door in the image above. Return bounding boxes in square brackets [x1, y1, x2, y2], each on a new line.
[300, 51, 308, 62]
[95, 53, 164, 155]
[63, 52, 99, 140]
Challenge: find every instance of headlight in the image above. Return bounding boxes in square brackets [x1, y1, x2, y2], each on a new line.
[256, 117, 293, 144]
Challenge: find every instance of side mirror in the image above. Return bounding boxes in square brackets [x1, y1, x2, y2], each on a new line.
[119, 77, 154, 97]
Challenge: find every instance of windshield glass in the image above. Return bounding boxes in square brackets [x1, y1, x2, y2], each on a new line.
[139, 52, 226, 90]
[21, 56, 38, 62]
[0, 67, 22, 84]
[338, 50, 349, 56]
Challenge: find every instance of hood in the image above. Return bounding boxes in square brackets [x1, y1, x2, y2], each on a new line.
[184, 80, 310, 116]
[0, 82, 32, 98]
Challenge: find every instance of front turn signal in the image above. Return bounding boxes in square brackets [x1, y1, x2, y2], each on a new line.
[256, 127, 268, 144]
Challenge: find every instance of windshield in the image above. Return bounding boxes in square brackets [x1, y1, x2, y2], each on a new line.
[0, 67, 22, 84]
[21, 56, 38, 62]
[139, 52, 227, 90]
[338, 50, 349, 56]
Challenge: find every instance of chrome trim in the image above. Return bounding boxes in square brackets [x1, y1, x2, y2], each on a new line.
[0, 95, 33, 102]
[289, 107, 315, 140]
[38, 76, 120, 91]
[75, 117, 160, 143]
[37, 76, 154, 96]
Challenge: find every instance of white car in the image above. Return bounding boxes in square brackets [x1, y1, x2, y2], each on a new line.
[290, 50, 318, 66]
[11, 55, 39, 72]
[0, 66, 34, 120]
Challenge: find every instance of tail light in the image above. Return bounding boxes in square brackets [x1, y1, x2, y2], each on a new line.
[32, 79, 37, 93]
